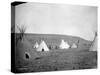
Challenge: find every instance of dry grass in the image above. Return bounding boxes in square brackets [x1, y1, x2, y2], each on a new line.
[13, 33, 97, 73]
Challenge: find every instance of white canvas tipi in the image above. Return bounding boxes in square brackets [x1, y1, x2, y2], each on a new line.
[90, 37, 97, 51]
[33, 42, 39, 48]
[59, 39, 70, 49]
[71, 43, 77, 48]
[37, 40, 49, 51]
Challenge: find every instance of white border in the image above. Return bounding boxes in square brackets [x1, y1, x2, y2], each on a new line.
[0, 0, 99, 75]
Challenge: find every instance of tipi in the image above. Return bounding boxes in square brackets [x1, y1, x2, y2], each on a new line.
[59, 39, 70, 49]
[33, 42, 39, 49]
[37, 40, 49, 51]
[71, 43, 77, 48]
[90, 31, 97, 51]
[90, 37, 97, 51]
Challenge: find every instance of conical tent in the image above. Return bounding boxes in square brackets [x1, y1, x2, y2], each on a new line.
[59, 39, 70, 49]
[33, 42, 39, 48]
[37, 40, 49, 51]
[90, 37, 97, 51]
[71, 43, 77, 48]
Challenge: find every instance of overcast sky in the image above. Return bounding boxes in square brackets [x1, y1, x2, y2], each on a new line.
[15, 2, 97, 41]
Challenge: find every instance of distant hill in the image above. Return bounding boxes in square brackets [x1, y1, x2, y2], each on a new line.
[13, 33, 92, 50]
[22, 33, 89, 40]
[16, 33, 92, 50]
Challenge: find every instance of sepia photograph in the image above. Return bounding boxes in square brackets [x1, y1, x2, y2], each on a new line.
[11, 1, 97, 73]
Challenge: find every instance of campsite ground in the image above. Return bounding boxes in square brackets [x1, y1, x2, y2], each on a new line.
[15, 51, 97, 73]
[13, 33, 97, 73]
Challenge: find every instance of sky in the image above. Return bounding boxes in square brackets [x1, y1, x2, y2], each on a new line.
[15, 2, 97, 41]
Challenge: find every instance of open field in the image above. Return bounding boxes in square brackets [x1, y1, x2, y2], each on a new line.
[15, 50, 97, 73]
[12, 33, 97, 73]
